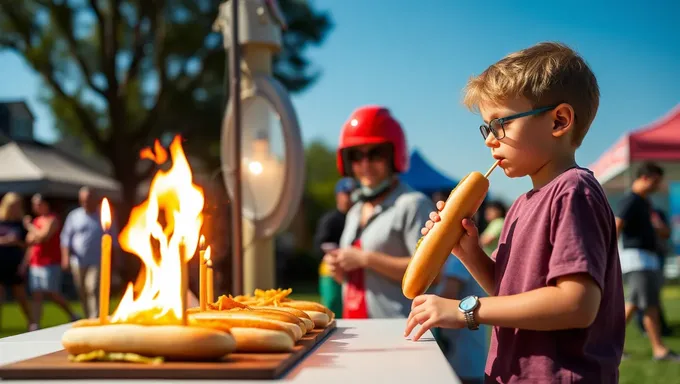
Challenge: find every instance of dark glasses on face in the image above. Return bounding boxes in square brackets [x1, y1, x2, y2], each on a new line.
[479, 105, 558, 140]
[348, 146, 390, 163]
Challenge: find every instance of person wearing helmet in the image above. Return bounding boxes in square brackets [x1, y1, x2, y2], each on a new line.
[313, 177, 357, 318]
[323, 106, 436, 319]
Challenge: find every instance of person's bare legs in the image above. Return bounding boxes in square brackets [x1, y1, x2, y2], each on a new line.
[626, 302, 671, 358]
[10, 284, 35, 328]
[624, 303, 637, 323]
[31, 290, 44, 328]
[642, 306, 670, 358]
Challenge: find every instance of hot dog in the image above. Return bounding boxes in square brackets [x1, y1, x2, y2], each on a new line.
[401, 160, 500, 299]
[192, 295, 313, 335]
[250, 305, 314, 333]
[190, 310, 298, 352]
[279, 301, 333, 328]
[232, 288, 335, 329]
[62, 321, 236, 361]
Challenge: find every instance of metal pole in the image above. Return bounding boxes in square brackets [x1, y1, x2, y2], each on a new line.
[230, 0, 243, 296]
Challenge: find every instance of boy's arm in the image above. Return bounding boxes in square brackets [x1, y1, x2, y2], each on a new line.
[475, 273, 601, 330]
[459, 245, 496, 295]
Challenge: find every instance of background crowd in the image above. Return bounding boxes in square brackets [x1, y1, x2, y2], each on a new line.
[0, 187, 117, 332]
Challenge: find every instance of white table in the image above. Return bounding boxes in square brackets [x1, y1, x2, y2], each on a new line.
[0, 319, 460, 383]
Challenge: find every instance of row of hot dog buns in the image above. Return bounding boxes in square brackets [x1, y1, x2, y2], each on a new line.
[61, 288, 335, 361]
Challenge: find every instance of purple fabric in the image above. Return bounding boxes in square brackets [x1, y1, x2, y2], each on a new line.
[485, 167, 625, 384]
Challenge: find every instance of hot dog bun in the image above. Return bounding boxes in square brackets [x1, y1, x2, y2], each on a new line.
[230, 289, 335, 328]
[62, 323, 236, 360]
[280, 301, 333, 328]
[402, 171, 490, 299]
[251, 306, 314, 332]
[190, 311, 297, 352]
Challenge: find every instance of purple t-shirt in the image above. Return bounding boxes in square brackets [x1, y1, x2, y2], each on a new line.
[485, 167, 625, 384]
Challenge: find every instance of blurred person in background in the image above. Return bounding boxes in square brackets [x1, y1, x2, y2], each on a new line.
[616, 162, 678, 361]
[0, 192, 35, 331]
[61, 187, 119, 319]
[479, 200, 507, 257]
[437, 254, 488, 384]
[635, 207, 672, 337]
[323, 106, 434, 319]
[26, 194, 79, 330]
[313, 177, 357, 318]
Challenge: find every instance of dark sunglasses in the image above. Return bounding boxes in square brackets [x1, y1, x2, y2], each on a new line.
[479, 105, 558, 140]
[347, 146, 390, 163]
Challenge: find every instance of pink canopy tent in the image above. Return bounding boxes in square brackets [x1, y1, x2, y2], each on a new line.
[589, 104, 680, 193]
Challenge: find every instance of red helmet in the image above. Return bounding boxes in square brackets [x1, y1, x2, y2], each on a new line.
[336, 105, 409, 176]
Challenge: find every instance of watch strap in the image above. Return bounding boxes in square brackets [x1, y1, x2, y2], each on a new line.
[464, 310, 479, 330]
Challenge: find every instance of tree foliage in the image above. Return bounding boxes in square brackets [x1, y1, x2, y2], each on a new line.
[0, 0, 332, 224]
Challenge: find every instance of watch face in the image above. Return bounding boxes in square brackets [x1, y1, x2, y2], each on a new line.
[459, 296, 478, 312]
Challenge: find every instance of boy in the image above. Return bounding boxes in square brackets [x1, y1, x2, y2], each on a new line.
[404, 42, 625, 383]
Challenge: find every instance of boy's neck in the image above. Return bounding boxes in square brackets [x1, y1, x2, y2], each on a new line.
[529, 152, 577, 190]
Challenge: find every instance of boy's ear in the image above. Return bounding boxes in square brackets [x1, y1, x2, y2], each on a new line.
[552, 103, 575, 138]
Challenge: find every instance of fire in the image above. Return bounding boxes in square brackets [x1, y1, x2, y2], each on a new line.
[111, 136, 204, 325]
[100, 198, 111, 230]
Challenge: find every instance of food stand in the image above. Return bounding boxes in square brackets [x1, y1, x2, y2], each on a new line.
[0, 319, 460, 383]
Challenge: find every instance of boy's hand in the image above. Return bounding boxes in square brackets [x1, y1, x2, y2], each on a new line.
[421, 200, 481, 260]
[404, 294, 464, 341]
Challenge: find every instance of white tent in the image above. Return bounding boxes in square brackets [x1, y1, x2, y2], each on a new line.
[0, 141, 121, 199]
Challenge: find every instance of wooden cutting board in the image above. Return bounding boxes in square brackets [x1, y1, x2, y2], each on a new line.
[0, 320, 336, 380]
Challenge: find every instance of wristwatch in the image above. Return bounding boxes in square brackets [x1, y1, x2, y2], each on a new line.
[458, 295, 480, 330]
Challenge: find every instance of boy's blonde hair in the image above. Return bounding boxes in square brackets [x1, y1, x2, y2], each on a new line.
[463, 42, 599, 147]
[0, 192, 25, 221]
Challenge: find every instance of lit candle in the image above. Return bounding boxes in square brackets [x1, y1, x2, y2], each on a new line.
[99, 198, 112, 324]
[206, 246, 214, 304]
[179, 238, 188, 326]
[199, 235, 207, 311]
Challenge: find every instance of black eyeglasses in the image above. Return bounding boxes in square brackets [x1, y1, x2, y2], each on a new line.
[479, 105, 558, 140]
[347, 146, 390, 163]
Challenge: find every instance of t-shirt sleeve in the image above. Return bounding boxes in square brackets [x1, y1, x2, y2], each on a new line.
[615, 194, 637, 222]
[547, 188, 609, 291]
[402, 195, 436, 254]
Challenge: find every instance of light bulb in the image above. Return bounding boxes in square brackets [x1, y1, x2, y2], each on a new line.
[248, 161, 263, 175]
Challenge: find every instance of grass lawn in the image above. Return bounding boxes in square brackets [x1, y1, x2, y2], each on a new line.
[1, 285, 679, 382]
[619, 284, 680, 384]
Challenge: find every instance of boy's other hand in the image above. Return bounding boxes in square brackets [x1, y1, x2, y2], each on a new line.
[420, 200, 481, 260]
[404, 294, 464, 341]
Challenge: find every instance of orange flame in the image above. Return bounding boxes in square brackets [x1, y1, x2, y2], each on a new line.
[111, 136, 204, 325]
[204, 245, 211, 262]
[139, 139, 168, 165]
[100, 198, 111, 231]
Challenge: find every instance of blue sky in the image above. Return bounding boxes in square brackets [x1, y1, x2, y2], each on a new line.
[1, 0, 679, 202]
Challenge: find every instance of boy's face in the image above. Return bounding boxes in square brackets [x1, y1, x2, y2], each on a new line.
[479, 98, 558, 179]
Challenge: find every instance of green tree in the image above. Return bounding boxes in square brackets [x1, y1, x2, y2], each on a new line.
[301, 139, 341, 245]
[0, 0, 332, 226]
